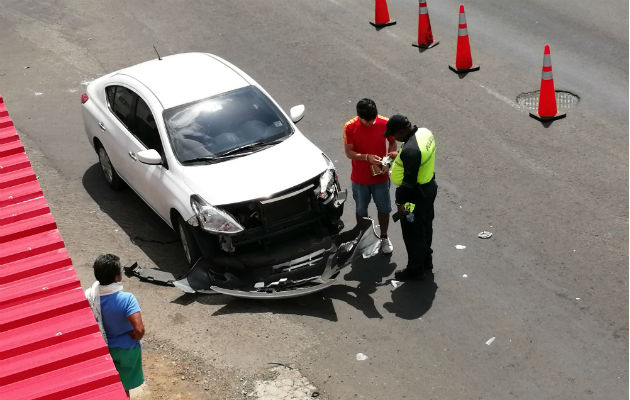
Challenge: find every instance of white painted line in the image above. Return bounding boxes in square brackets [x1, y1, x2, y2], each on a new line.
[479, 84, 521, 110]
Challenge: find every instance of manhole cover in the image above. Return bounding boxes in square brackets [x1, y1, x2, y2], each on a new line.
[516, 90, 580, 111]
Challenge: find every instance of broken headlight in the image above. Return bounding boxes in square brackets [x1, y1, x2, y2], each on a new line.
[188, 195, 244, 234]
[318, 154, 339, 202]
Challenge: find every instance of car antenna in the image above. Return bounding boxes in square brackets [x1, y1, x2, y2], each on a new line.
[153, 44, 162, 60]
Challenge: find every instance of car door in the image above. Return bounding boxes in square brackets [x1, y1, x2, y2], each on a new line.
[103, 85, 143, 186]
[125, 95, 175, 222]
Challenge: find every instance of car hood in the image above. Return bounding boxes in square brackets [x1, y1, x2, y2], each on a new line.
[181, 133, 329, 205]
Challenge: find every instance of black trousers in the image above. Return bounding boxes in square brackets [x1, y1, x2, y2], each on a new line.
[400, 179, 437, 272]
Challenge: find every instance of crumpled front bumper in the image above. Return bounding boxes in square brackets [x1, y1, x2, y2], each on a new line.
[124, 218, 381, 299]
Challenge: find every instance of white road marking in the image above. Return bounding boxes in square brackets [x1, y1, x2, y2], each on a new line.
[479, 84, 521, 110]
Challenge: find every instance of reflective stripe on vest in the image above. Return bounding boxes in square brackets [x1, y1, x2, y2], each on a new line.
[391, 127, 436, 186]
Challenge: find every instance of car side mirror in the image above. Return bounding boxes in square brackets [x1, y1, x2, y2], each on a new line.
[289, 104, 305, 123]
[137, 149, 163, 165]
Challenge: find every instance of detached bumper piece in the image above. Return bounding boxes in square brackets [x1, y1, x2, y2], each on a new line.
[124, 219, 380, 299]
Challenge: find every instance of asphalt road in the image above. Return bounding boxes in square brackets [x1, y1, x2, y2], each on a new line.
[0, 0, 627, 399]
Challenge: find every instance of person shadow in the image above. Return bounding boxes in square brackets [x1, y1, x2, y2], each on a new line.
[324, 253, 397, 319]
[383, 272, 438, 320]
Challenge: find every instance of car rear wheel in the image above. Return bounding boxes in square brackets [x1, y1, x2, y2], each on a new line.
[97, 145, 124, 190]
[177, 215, 201, 266]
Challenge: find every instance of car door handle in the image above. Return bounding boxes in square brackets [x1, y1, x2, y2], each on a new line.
[129, 152, 138, 161]
[98, 121, 106, 131]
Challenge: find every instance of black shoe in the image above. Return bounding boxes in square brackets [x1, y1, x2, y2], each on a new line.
[394, 268, 424, 281]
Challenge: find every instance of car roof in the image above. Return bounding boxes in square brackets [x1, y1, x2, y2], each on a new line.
[114, 52, 251, 109]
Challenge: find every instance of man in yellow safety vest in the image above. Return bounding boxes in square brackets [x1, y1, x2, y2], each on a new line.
[383, 114, 438, 281]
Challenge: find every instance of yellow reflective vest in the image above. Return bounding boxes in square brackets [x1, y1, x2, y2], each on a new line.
[391, 127, 436, 186]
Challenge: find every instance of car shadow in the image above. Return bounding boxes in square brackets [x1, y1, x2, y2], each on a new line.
[199, 254, 397, 321]
[82, 163, 190, 278]
[84, 164, 396, 319]
[382, 272, 438, 320]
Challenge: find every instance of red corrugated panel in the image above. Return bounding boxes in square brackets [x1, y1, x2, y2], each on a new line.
[1, 356, 123, 400]
[0, 308, 99, 359]
[0, 152, 32, 174]
[0, 95, 126, 398]
[0, 196, 50, 227]
[0, 125, 19, 144]
[0, 248, 72, 284]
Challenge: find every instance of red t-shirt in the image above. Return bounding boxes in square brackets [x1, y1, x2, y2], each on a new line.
[343, 115, 395, 185]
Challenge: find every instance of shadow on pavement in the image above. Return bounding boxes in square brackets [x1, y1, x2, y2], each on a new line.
[85, 163, 398, 319]
[207, 294, 339, 321]
[202, 254, 397, 320]
[324, 253, 397, 319]
[82, 163, 190, 278]
[383, 272, 438, 320]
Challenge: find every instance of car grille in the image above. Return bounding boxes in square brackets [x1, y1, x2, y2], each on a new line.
[260, 183, 314, 229]
[222, 177, 321, 238]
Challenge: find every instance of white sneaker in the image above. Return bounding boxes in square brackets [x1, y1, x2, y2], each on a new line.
[380, 237, 393, 254]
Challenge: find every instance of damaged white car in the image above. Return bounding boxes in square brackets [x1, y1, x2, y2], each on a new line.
[81, 52, 379, 298]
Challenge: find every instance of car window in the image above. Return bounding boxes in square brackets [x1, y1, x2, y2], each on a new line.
[163, 86, 292, 163]
[134, 97, 164, 156]
[106, 86, 116, 109]
[108, 86, 136, 129]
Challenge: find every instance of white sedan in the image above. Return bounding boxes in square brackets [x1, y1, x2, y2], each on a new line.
[81, 52, 378, 298]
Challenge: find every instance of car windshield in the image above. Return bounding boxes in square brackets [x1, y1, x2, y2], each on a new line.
[163, 86, 293, 163]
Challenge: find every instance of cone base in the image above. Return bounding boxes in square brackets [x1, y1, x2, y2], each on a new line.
[413, 41, 439, 49]
[370, 20, 397, 28]
[449, 65, 480, 73]
[529, 112, 566, 122]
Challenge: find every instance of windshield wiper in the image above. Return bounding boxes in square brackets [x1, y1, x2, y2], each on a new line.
[218, 139, 284, 157]
[181, 156, 221, 164]
[182, 150, 259, 164]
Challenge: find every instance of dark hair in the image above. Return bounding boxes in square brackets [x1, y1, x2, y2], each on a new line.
[93, 253, 122, 285]
[356, 98, 378, 121]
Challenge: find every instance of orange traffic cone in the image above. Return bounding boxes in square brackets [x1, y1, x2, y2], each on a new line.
[529, 44, 566, 122]
[370, 0, 396, 29]
[412, 0, 438, 49]
[449, 5, 479, 73]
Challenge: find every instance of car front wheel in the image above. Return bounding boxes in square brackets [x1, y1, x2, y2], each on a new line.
[177, 215, 201, 266]
[97, 145, 124, 190]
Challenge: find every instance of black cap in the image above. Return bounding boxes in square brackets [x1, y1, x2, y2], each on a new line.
[383, 114, 411, 137]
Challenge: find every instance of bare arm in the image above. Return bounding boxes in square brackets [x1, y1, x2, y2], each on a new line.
[127, 311, 145, 340]
[344, 143, 382, 165]
[387, 140, 398, 157]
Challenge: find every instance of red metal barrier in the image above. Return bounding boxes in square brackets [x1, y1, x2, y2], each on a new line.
[0, 95, 127, 399]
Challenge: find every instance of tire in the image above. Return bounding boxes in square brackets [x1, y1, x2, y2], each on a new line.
[97, 144, 125, 190]
[176, 215, 202, 266]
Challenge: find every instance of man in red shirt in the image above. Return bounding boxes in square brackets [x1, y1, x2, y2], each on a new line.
[343, 98, 398, 254]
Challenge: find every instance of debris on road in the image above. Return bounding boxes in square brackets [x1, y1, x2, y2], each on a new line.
[485, 337, 496, 346]
[253, 364, 319, 400]
[455, 245, 466, 250]
[356, 353, 368, 361]
[478, 231, 493, 239]
[462, 274, 468, 278]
